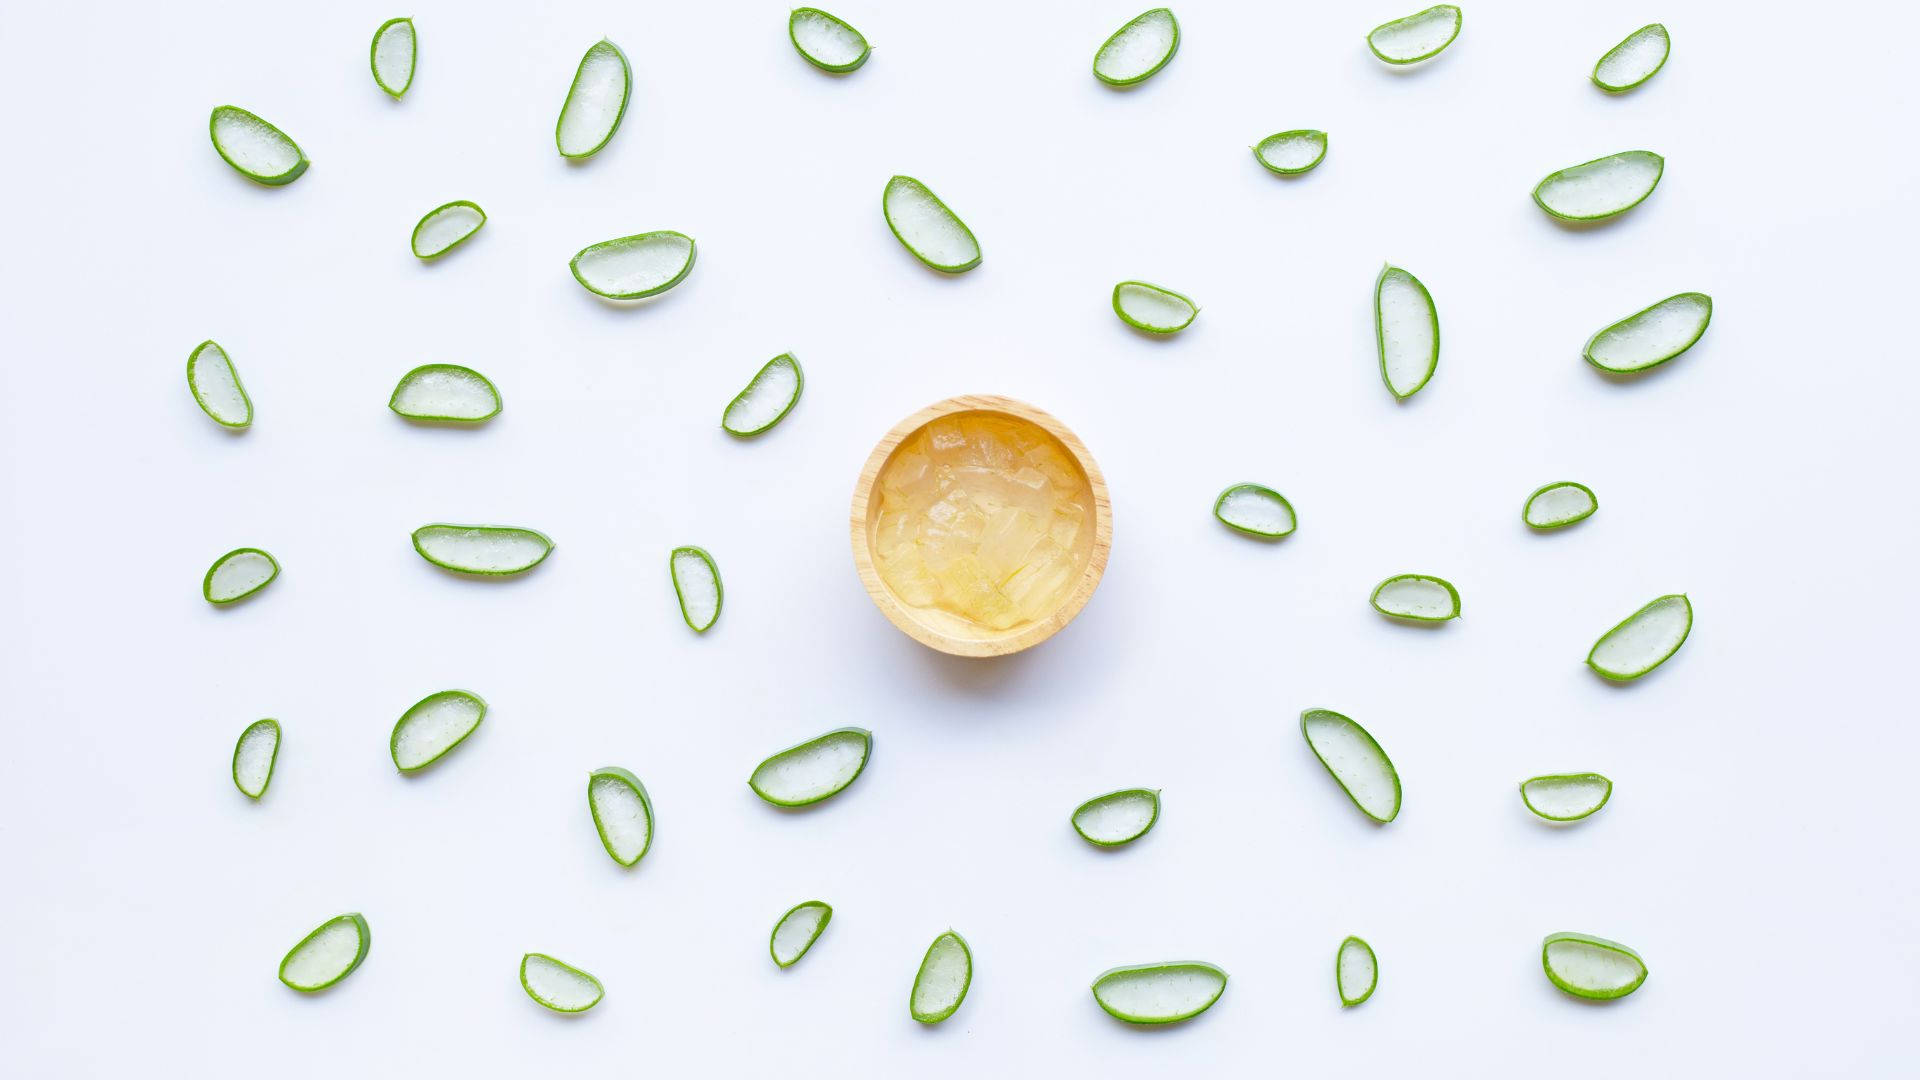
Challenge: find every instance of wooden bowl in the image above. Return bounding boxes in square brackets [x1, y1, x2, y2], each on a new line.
[850, 395, 1112, 657]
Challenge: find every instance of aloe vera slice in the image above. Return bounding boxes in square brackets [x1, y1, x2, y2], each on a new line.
[1520, 773, 1612, 821]
[1366, 5, 1462, 64]
[748, 727, 871, 807]
[1214, 483, 1296, 539]
[1375, 264, 1438, 399]
[1533, 151, 1664, 221]
[232, 719, 280, 799]
[669, 546, 723, 632]
[1112, 281, 1198, 334]
[411, 524, 553, 576]
[279, 913, 369, 992]
[389, 364, 501, 422]
[204, 547, 278, 604]
[882, 176, 981, 273]
[1523, 482, 1597, 529]
[1586, 594, 1690, 680]
[555, 39, 630, 159]
[1583, 293, 1712, 374]
[1254, 129, 1327, 175]
[570, 231, 697, 299]
[722, 354, 803, 436]
[390, 690, 486, 772]
[1593, 24, 1668, 92]
[1093, 8, 1180, 86]
[587, 766, 654, 867]
[209, 106, 308, 185]
[370, 17, 416, 98]
[1370, 573, 1460, 621]
[770, 901, 833, 967]
[1542, 932, 1646, 1000]
[521, 953, 604, 1012]
[789, 8, 870, 72]
[1071, 788, 1160, 847]
[187, 340, 252, 428]
[1300, 708, 1400, 823]
[1337, 937, 1377, 1006]
[411, 201, 485, 259]
[1090, 961, 1227, 1024]
[910, 931, 972, 1023]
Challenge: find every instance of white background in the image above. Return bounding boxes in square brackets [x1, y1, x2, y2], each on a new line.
[2, 1, 1913, 1074]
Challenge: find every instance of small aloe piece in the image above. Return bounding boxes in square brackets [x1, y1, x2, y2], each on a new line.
[1583, 293, 1712, 374]
[883, 176, 981, 273]
[749, 727, 872, 807]
[1300, 708, 1401, 823]
[570, 231, 698, 299]
[279, 913, 370, 992]
[1533, 151, 1664, 221]
[232, 719, 281, 799]
[521, 953, 605, 1012]
[411, 524, 553, 576]
[1214, 483, 1296, 538]
[910, 931, 972, 1023]
[1371, 573, 1460, 621]
[1254, 129, 1327, 175]
[555, 39, 631, 159]
[1366, 5, 1462, 64]
[723, 354, 803, 436]
[1112, 281, 1198, 333]
[389, 364, 501, 423]
[1542, 932, 1647, 1000]
[1375, 264, 1438, 399]
[390, 690, 486, 772]
[1593, 24, 1669, 92]
[1337, 937, 1377, 1006]
[411, 201, 485, 259]
[789, 8, 870, 72]
[187, 340, 253, 428]
[770, 901, 833, 967]
[1524, 482, 1597, 529]
[1071, 788, 1159, 847]
[1091, 961, 1227, 1024]
[370, 17, 416, 98]
[669, 547, 723, 632]
[1520, 773, 1612, 821]
[1587, 594, 1691, 680]
[210, 106, 308, 185]
[1093, 8, 1180, 86]
[588, 766, 655, 867]
[204, 548, 278, 605]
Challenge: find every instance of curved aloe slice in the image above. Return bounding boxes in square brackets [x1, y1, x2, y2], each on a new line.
[370, 17, 416, 98]
[1093, 8, 1180, 86]
[1375, 264, 1438, 399]
[749, 727, 871, 807]
[789, 8, 870, 72]
[1542, 932, 1646, 1000]
[882, 176, 981, 273]
[910, 931, 972, 1023]
[232, 718, 280, 799]
[1583, 293, 1712, 374]
[389, 364, 501, 422]
[1367, 5, 1462, 64]
[187, 340, 252, 428]
[722, 354, 803, 436]
[1300, 708, 1400, 823]
[411, 524, 553, 575]
[279, 913, 369, 991]
[1214, 483, 1296, 538]
[1533, 151, 1664, 221]
[411, 201, 485, 259]
[210, 106, 308, 185]
[521, 953, 604, 1012]
[1112, 281, 1198, 333]
[669, 546, 722, 632]
[1593, 24, 1668, 92]
[770, 900, 833, 968]
[1071, 788, 1159, 847]
[1523, 481, 1597, 529]
[1254, 129, 1327, 175]
[588, 766, 654, 867]
[204, 547, 278, 604]
[390, 690, 486, 772]
[570, 231, 697, 299]
[1587, 594, 1690, 680]
[1337, 937, 1377, 1006]
[1371, 573, 1460, 621]
[1520, 773, 1612, 821]
[555, 39, 630, 159]
[1090, 961, 1226, 1024]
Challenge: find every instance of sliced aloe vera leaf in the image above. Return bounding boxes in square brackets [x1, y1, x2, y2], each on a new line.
[521, 953, 604, 1012]
[279, 913, 370, 992]
[1112, 281, 1198, 333]
[1586, 594, 1690, 680]
[1583, 292, 1712, 374]
[1371, 573, 1460, 621]
[209, 106, 309, 185]
[370, 17, 416, 98]
[722, 354, 803, 436]
[1367, 5, 1462, 64]
[1214, 483, 1296, 539]
[587, 766, 654, 867]
[187, 340, 252, 428]
[1532, 151, 1664, 221]
[910, 931, 972, 1023]
[789, 8, 870, 72]
[1071, 788, 1160, 847]
[748, 727, 872, 807]
[389, 364, 501, 422]
[1375, 264, 1439, 399]
[1300, 708, 1401, 823]
[1093, 8, 1180, 86]
[1542, 932, 1647, 1000]
[232, 718, 280, 799]
[555, 39, 631, 159]
[770, 901, 833, 968]
[390, 690, 486, 772]
[1254, 129, 1327, 175]
[1593, 24, 1668, 92]
[669, 546, 723, 632]
[204, 547, 278, 604]
[1090, 961, 1227, 1024]
[411, 524, 553, 576]
[1337, 936, 1377, 1006]
[1524, 481, 1597, 529]
[411, 200, 485, 259]
[570, 231, 697, 299]
[882, 176, 981, 273]
[1520, 773, 1612, 821]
